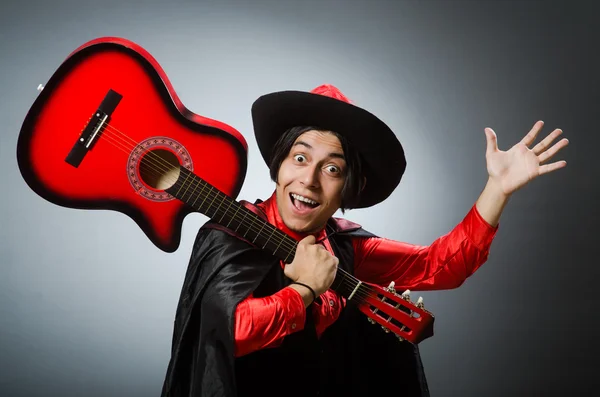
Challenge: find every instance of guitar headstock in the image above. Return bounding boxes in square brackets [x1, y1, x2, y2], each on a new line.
[356, 281, 434, 344]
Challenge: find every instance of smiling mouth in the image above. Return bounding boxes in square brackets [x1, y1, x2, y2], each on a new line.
[290, 193, 320, 211]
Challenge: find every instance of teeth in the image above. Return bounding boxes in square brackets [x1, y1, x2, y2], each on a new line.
[291, 193, 318, 205]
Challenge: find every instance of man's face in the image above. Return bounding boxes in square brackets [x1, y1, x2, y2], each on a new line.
[275, 130, 346, 234]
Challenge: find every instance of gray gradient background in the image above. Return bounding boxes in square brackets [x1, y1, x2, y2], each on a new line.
[1, 0, 598, 396]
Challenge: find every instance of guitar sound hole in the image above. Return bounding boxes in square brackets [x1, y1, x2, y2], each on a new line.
[138, 149, 181, 190]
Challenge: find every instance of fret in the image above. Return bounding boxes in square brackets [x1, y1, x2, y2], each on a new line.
[283, 251, 292, 264]
[197, 180, 211, 210]
[206, 186, 219, 218]
[185, 174, 201, 204]
[275, 235, 295, 262]
[178, 170, 208, 214]
[226, 203, 241, 228]
[235, 209, 248, 233]
[244, 212, 256, 238]
[262, 226, 276, 249]
[253, 221, 265, 244]
[179, 172, 196, 208]
[216, 198, 240, 230]
[272, 234, 284, 256]
[174, 167, 193, 198]
[212, 192, 225, 221]
[218, 198, 233, 224]
[190, 176, 207, 207]
[241, 211, 253, 238]
[235, 206, 254, 237]
[180, 171, 195, 201]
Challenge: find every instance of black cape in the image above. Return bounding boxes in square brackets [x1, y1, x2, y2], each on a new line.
[161, 201, 429, 397]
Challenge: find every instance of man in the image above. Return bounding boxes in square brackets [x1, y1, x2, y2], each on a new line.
[161, 84, 568, 397]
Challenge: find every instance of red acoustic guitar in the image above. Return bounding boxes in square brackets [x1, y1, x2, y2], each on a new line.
[16, 37, 434, 344]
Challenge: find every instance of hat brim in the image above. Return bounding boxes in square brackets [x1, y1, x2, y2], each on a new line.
[251, 90, 406, 208]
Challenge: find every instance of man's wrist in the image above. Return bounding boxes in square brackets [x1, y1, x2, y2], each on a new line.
[288, 283, 316, 307]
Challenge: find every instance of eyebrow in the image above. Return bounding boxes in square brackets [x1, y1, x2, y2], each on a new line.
[293, 141, 345, 160]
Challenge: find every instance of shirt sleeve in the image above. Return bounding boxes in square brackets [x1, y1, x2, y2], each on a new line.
[353, 204, 498, 291]
[234, 286, 306, 357]
[311, 290, 345, 339]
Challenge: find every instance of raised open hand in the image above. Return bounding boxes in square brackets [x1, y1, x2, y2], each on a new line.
[484, 121, 568, 196]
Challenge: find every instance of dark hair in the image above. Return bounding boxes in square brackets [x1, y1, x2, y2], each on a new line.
[268, 126, 365, 212]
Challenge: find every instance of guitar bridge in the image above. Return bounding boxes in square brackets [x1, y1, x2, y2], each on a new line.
[65, 89, 122, 167]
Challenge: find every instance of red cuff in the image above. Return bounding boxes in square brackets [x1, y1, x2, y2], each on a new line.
[463, 204, 498, 251]
[311, 290, 344, 338]
[277, 286, 307, 333]
[234, 286, 307, 357]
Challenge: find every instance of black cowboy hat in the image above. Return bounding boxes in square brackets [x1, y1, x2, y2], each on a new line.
[251, 84, 406, 209]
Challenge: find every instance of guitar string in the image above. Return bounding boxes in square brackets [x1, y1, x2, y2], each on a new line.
[96, 126, 380, 304]
[98, 117, 328, 260]
[97, 121, 429, 319]
[97, 121, 426, 316]
[92, 120, 420, 315]
[98, 121, 365, 276]
[98, 119, 308, 258]
[95, 122, 422, 331]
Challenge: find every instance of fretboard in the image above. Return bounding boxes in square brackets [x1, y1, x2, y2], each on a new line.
[166, 166, 365, 300]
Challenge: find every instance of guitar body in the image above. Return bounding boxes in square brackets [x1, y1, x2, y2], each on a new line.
[17, 37, 248, 253]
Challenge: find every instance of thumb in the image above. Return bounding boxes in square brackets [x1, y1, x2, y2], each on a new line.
[485, 127, 498, 156]
[300, 235, 316, 245]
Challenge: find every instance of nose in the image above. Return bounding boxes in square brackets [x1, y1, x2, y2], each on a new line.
[300, 164, 320, 188]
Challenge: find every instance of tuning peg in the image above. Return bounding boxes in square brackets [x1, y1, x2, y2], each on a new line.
[37, 84, 44, 92]
[381, 326, 390, 333]
[367, 317, 375, 324]
[417, 296, 424, 309]
[395, 333, 405, 342]
[385, 281, 395, 293]
[401, 289, 411, 301]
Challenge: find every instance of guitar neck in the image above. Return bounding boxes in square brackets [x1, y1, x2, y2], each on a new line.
[165, 166, 360, 298]
[165, 167, 297, 262]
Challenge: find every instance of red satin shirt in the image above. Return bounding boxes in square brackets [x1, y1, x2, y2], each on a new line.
[234, 192, 498, 357]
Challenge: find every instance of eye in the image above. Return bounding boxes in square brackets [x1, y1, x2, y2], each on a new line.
[294, 154, 307, 163]
[326, 165, 340, 174]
